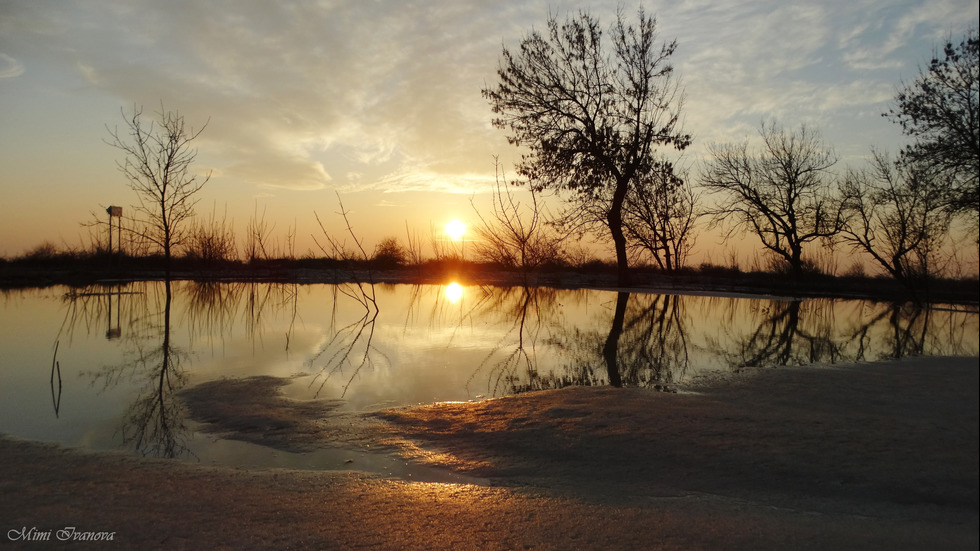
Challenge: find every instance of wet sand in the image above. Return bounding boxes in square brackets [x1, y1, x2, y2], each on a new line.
[2, 356, 977, 550]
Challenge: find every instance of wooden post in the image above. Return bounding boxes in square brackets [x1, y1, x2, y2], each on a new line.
[106, 206, 122, 254]
[107, 208, 112, 253]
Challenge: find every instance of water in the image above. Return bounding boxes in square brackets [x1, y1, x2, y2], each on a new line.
[1, 280, 976, 472]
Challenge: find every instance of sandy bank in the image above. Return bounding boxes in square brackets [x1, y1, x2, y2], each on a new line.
[2, 356, 978, 550]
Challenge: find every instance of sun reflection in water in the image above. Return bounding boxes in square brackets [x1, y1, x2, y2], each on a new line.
[445, 282, 463, 304]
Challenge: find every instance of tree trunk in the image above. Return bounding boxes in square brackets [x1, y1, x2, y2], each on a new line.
[790, 244, 803, 278]
[608, 179, 632, 286]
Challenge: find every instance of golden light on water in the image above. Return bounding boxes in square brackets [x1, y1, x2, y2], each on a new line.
[445, 282, 463, 303]
[445, 219, 466, 241]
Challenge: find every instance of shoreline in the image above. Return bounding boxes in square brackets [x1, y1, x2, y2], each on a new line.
[2, 262, 978, 306]
[3, 355, 977, 549]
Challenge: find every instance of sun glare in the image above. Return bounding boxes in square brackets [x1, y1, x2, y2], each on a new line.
[445, 219, 466, 241]
[445, 282, 463, 303]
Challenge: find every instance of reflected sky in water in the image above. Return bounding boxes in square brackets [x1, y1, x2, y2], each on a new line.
[1, 282, 977, 462]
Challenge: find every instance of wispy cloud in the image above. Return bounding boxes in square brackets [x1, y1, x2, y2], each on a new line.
[0, 54, 24, 78]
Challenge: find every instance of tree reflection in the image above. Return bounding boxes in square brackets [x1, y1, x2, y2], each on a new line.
[511, 292, 693, 392]
[306, 282, 384, 398]
[468, 286, 564, 396]
[601, 292, 628, 387]
[710, 300, 842, 370]
[841, 302, 943, 361]
[704, 297, 977, 371]
[117, 280, 189, 457]
[616, 293, 692, 386]
[74, 281, 191, 458]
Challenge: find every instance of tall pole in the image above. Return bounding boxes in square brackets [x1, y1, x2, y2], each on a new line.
[106, 206, 123, 255]
[108, 210, 113, 254]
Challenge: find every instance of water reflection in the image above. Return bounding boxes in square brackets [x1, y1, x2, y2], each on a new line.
[116, 282, 188, 458]
[445, 282, 463, 304]
[707, 300, 841, 370]
[468, 285, 563, 396]
[49, 341, 62, 418]
[2, 281, 975, 459]
[307, 284, 383, 398]
[65, 281, 190, 458]
[543, 292, 692, 391]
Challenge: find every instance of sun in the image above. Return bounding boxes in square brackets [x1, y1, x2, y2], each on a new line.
[445, 219, 466, 241]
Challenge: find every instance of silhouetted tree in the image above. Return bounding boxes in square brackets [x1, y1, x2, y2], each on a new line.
[840, 152, 952, 291]
[623, 164, 701, 270]
[483, 8, 690, 285]
[886, 29, 979, 222]
[701, 121, 841, 277]
[472, 161, 564, 284]
[106, 104, 211, 277]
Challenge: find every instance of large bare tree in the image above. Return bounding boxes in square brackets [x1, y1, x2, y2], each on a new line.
[701, 121, 841, 277]
[886, 30, 978, 222]
[107, 104, 210, 276]
[483, 8, 690, 285]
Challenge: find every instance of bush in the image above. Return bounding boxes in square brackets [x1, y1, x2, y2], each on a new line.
[372, 237, 407, 268]
[19, 241, 61, 262]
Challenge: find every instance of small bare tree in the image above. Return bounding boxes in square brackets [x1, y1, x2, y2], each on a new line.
[623, 163, 702, 271]
[106, 104, 210, 276]
[701, 121, 841, 277]
[471, 162, 565, 284]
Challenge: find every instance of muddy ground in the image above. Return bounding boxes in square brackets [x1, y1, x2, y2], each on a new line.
[2, 356, 977, 550]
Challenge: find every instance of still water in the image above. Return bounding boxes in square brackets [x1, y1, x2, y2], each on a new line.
[1, 280, 977, 469]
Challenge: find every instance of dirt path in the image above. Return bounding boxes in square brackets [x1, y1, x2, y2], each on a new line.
[2, 356, 977, 550]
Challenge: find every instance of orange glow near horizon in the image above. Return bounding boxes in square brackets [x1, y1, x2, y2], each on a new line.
[445, 219, 466, 241]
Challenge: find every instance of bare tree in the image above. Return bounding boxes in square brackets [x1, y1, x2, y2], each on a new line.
[701, 121, 840, 277]
[472, 161, 565, 284]
[840, 152, 952, 289]
[106, 104, 211, 276]
[623, 163, 701, 271]
[483, 8, 690, 285]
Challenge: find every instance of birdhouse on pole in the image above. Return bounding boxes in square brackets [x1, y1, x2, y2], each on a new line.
[106, 206, 122, 254]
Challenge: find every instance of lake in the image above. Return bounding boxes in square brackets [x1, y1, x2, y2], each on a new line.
[1, 280, 976, 471]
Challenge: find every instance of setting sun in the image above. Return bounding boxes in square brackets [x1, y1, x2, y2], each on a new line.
[445, 219, 466, 241]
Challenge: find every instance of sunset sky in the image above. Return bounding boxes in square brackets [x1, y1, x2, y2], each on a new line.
[1, 0, 977, 262]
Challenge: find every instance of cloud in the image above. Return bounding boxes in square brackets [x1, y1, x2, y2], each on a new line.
[371, 164, 496, 195]
[0, 54, 24, 78]
[226, 155, 332, 191]
[3, 0, 978, 193]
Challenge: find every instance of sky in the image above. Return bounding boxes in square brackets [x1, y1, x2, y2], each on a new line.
[1, 0, 977, 262]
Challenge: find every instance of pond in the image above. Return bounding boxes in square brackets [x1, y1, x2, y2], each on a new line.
[1, 280, 977, 472]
